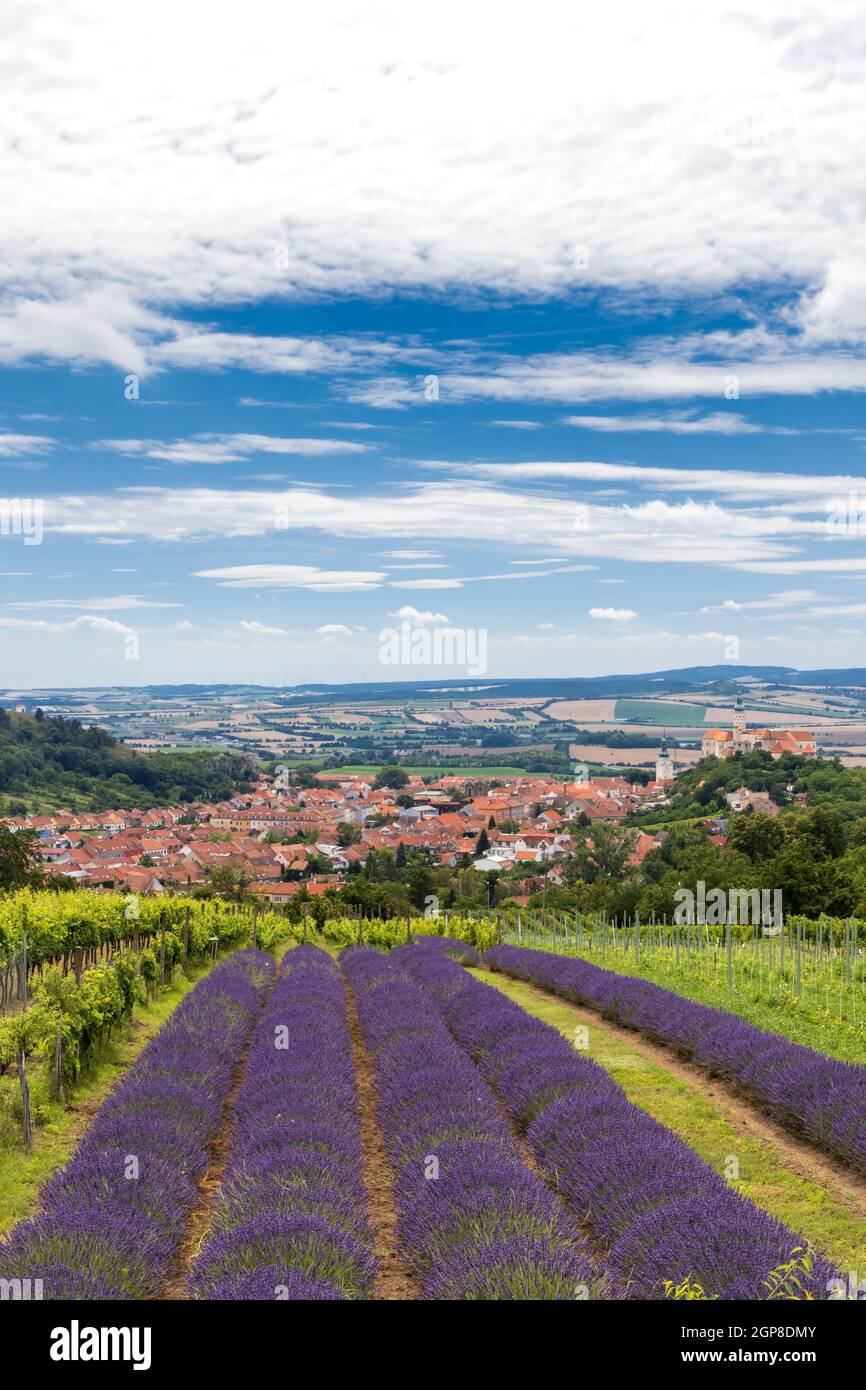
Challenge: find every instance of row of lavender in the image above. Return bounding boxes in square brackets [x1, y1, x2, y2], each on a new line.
[343, 946, 596, 1299]
[486, 945, 866, 1179]
[398, 945, 841, 1299]
[0, 949, 273, 1299]
[190, 946, 376, 1299]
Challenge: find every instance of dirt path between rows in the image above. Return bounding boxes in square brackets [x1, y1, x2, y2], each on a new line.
[343, 980, 421, 1301]
[160, 976, 278, 1300]
[446, 1013, 607, 1271]
[487, 968, 866, 1221]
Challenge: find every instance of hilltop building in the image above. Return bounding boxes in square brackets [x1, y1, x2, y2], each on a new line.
[702, 695, 816, 760]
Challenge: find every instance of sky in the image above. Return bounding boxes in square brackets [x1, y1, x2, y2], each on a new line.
[3, 0, 866, 687]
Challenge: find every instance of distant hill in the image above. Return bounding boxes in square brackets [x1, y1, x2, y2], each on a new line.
[6, 664, 865, 708]
[0, 710, 257, 814]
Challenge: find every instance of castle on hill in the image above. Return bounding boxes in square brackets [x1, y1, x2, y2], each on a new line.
[701, 695, 816, 760]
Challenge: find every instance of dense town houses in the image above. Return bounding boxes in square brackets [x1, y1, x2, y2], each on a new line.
[0, 768, 665, 900]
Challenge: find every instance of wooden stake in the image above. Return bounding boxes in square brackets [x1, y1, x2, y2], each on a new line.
[158, 911, 166, 986]
[19, 1053, 31, 1148]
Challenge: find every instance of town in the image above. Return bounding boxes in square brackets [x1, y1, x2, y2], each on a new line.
[1, 707, 828, 910]
[3, 758, 677, 906]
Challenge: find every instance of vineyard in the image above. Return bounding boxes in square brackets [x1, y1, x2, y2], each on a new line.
[0, 906, 864, 1301]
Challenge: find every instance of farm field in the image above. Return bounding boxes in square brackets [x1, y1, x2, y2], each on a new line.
[313, 763, 536, 778]
[1, 926, 862, 1302]
[614, 699, 709, 726]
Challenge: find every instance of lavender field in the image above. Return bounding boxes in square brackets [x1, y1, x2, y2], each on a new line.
[1, 936, 861, 1303]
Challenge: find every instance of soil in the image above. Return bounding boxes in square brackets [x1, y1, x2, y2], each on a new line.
[160, 984, 276, 1299]
[343, 979, 422, 1300]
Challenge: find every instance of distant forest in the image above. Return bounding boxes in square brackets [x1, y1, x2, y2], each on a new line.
[0, 710, 257, 813]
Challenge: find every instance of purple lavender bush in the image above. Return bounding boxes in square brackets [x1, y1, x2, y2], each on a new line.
[413, 934, 481, 966]
[342, 946, 595, 1300]
[0, 949, 273, 1300]
[402, 946, 841, 1300]
[486, 944, 866, 1179]
[189, 946, 375, 1300]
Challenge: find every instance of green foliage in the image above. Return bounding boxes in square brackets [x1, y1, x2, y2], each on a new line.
[0, 710, 257, 812]
[662, 1275, 716, 1300]
[374, 764, 410, 789]
[762, 1246, 818, 1301]
[0, 827, 43, 891]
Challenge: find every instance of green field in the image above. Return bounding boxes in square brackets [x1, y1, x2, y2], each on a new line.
[614, 698, 707, 726]
[319, 763, 537, 778]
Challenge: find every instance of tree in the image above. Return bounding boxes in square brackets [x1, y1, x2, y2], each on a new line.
[336, 821, 361, 847]
[207, 862, 252, 902]
[475, 827, 490, 855]
[575, 823, 636, 881]
[728, 813, 785, 864]
[0, 825, 43, 889]
[374, 765, 409, 789]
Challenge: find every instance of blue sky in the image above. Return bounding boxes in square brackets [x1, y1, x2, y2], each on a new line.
[2, 1, 866, 686]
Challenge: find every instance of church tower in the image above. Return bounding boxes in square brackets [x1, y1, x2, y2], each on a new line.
[655, 733, 675, 783]
[733, 693, 747, 749]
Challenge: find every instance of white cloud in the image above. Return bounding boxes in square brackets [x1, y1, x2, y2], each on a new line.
[389, 605, 450, 625]
[0, 615, 134, 635]
[1, 2, 866, 370]
[588, 607, 637, 621]
[700, 589, 818, 613]
[238, 619, 286, 635]
[0, 10, 853, 301]
[3, 594, 180, 611]
[193, 564, 386, 592]
[562, 411, 794, 435]
[27, 478, 839, 572]
[0, 431, 55, 457]
[380, 550, 441, 559]
[97, 433, 369, 464]
[387, 578, 464, 590]
[317, 623, 353, 636]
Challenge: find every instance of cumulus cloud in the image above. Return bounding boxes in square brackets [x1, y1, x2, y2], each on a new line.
[388, 605, 450, 625]
[588, 607, 637, 621]
[0, 4, 861, 312]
